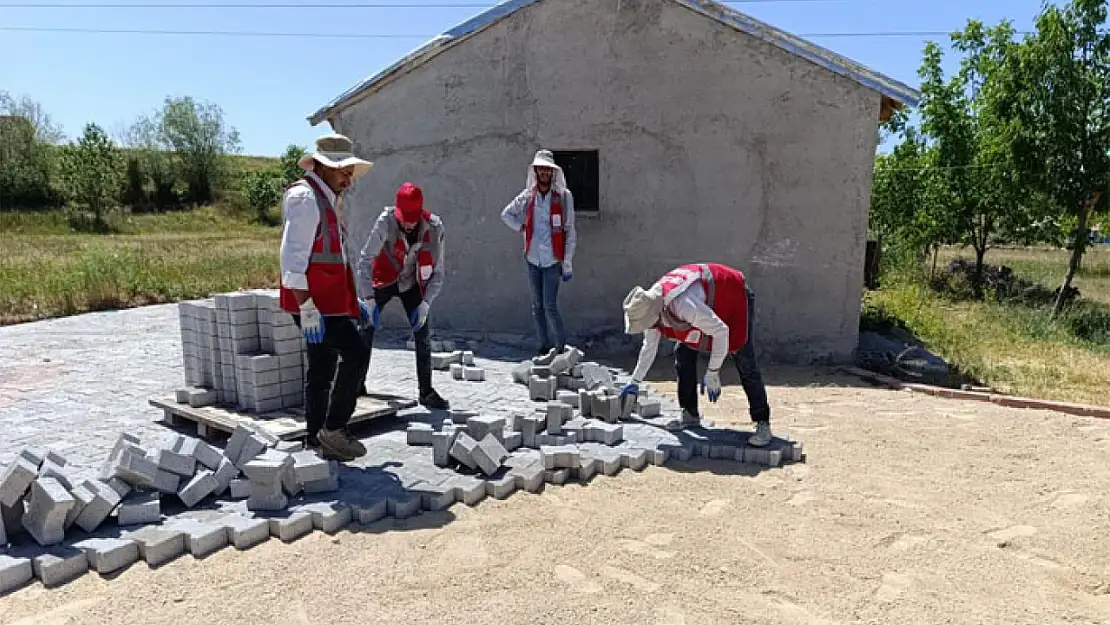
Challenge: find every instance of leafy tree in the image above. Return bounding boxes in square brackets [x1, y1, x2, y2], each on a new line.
[0, 91, 64, 208]
[1004, 0, 1110, 316]
[244, 170, 283, 225]
[278, 144, 307, 185]
[119, 113, 179, 209]
[156, 96, 241, 204]
[58, 123, 125, 228]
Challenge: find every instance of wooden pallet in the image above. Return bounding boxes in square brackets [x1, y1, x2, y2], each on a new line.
[149, 394, 417, 441]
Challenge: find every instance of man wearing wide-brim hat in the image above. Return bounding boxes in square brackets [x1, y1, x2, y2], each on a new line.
[500, 149, 578, 357]
[618, 262, 774, 447]
[278, 132, 374, 462]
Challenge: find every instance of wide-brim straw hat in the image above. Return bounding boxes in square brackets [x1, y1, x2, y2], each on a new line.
[623, 285, 664, 334]
[298, 132, 373, 180]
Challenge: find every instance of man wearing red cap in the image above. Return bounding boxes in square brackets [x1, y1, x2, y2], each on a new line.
[278, 133, 374, 462]
[356, 182, 450, 411]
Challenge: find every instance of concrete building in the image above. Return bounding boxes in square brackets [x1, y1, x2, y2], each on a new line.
[306, 0, 920, 364]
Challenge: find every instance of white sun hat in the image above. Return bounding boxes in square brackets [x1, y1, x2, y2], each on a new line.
[297, 132, 373, 180]
[526, 149, 567, 194]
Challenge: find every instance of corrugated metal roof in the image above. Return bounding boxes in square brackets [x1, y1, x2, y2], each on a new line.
[307, 0, 921, 126]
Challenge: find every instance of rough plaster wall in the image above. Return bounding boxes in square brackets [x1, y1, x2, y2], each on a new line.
[327, 0, 881, 363]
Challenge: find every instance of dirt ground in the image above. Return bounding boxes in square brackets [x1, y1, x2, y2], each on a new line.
[3, 366, 1109, 625]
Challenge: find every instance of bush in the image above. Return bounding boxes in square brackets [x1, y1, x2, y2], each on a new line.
[244, 170, 283, 225]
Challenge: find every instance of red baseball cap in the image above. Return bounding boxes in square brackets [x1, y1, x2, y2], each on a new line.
[394, 182, 423, 223]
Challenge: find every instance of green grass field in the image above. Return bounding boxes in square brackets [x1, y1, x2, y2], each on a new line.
[864, 245, 1110, 405]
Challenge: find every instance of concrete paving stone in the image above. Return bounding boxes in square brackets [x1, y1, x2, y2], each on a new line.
[530, 365, 552, 378]
[449, 433, 480, 471]
[472, 434, 509, 476]
[38, 459, 77, 490]
[18, 447, 48, 469]
[24, 477, 76, 547]
[386, 493, 421, 519]
[150, 469, 182, 495]
[1, 457, 40, 507]
[544, 469, 569, 485]
[291, 452, 330, 484]
[187, 388, 218, 408]
[281, 467, 303, 497]
[709, 445, 738, 461]
[75, 479, 122, 533]
[1, 500, 25, 541]
[450, 363, 465, 380]
[31, 546, 89, 588]
[465, 415, 505, 443]
[192, 440, 225, 472]
[350, 498, 388, 524]
[235, 435, 270, 467]
[223, 425, 252, 465]
[178, 470, 219, 508]
[503, 431, 522, 452]
[463, 366, 486, 382]
[414, 482, 456, 511]
[126, 527, 187, 567]
[620, 447, 650, 471]
[636, 399, 662, 418]
[117, 491, 161, 526]
[431, 430, 459, 468]
[156, 449, 197, 477]
[0, 554, 33, 595]
[302, 470, 339, 494]
[508, 463, 544, 493]
[112, 447, 158, 488]
[43, 451, 67, 467]
[485, 473, 516, 499]
[575, 456, 600, 482]
[510, 361, 532, 384]
[165, 520, 229, 557]
[293, 501, 352, 533]
[64, 483, 93, 531]
[262, 510, 314, 542]
[556, 391, 580, 408]
[546, 402, 573, 434]
[529, 376, 557, 401]
[212, 458, 240, 496]
[73, 537, 140, 575]
[406, 423, 435, 446]
[445, 475, 486, 506]
[170, 435, 200, 459]
[461, 350, 475, 366]
[220, 515, 271, 550]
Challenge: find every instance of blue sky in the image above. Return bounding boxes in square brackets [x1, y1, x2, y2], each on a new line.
[3, 0, 1057, 156]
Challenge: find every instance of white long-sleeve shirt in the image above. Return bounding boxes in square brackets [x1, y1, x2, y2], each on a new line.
[279, 171, 346, 291]
[355, 208, 446, 305]
[500, 187, 576, 268]
[631, 283, 730, 383]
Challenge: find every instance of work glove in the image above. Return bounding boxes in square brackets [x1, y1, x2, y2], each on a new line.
[619, 382, 639, 402]
[299, 299, 325, 344]
[359, 299, 380, 330]
[561, 260, 573, 282]
[700, 368, 722, 402]
[410, 300, 430, 331]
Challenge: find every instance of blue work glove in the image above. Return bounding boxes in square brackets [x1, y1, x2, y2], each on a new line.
[410, 301, 430, 331]
[299, 299, 325, 344]
[700, 368, 721, 402]
[561, 260, 573, 282]
[619, 382, 639, 402]
[359, 299, 380, 330]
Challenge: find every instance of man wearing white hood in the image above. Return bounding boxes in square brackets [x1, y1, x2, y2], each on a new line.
[500, 149, 577, 356]
[619, 262, 773, 447]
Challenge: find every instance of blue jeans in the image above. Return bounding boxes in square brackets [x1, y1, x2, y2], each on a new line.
[527, 261, 565, 353]
[674, 287, 770, 423]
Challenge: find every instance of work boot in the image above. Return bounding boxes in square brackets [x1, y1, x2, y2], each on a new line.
[680, 409, 701, 428]
[748, 421, 773, 447]
[317, 428, 364, 461]
[419, 388, 450, 411]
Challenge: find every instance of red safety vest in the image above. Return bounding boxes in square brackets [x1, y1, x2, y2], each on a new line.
[371, 209, 441, 297]
[523, 189, 566, 261]
[656, 263, 749, 353]
[278, 176, 361, 318]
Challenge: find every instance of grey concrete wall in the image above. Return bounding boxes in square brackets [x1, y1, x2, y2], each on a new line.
[325, 0, 882, 363]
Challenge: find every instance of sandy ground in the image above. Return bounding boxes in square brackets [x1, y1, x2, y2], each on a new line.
[3, 366, 1109, 625]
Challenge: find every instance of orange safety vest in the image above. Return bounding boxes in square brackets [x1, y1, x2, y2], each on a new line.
[656, 263, 749, 353]
[278, 176, 360, 318]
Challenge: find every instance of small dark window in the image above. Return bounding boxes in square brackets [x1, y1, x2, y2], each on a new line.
[553, 150, 599, 213]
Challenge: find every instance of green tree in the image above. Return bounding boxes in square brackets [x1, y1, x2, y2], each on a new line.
[1005, 0, 1110, 315]
[0, 91, 64, 208]
[278, 144, 307, 185]
[916, 20, 1029, 294]
[119, 113, 179, 209]
[58, 123, 125, 228]
[244, 170, 283, 225]
[157, 96, 241, 204]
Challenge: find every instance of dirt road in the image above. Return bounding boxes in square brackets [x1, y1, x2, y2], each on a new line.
[3, 367, 1108, 625]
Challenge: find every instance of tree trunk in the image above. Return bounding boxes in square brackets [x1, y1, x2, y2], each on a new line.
[930, 246, 939, 280]
[974, 244, 987, 299]
[1053, 203, 1089, 317]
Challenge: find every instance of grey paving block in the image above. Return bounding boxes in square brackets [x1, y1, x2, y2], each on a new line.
[228, 479, 251, 499]
[472, 434, 509, 476]
[546, 401, 573, 434]
[461, 350, 475, 365]
[126, 526, 186, 567]
[509, 463, 545, 493]
[197, 439, 230, 471]
[112, 447, 158, 488]
[556, 390, 580, 408]
[291, 451, 330, 484]
[38, 459, 77, 490]
[157, 449, 197, 477]
[415, 482, 456, 511]
[265, 511, 314, 542]
[485, 474, 516, 499]
[463, 366, 486, 382]
[447, 476, 487, 506]
[503, 431, 522, 452]
[636, 399, 662, 418]
[351, 499, 388, 525]
[293, 501, 352, 533]
[1, 457, 40, 507]
[578, 390, 593, 417]
[32, 546, 88, 587]
[386, 493, 421, 519]
[64, 483, 93, 531]
[18, 447, 48, 469]
[620, 447, 650, 471]
[544, 469, 569, 485]
[449, 433, 480, 471]
[97, 435, 140, 481]
[74, 537, 140, 575]
[302, 465, 339, 494]
[450, 363, 465, 380]
[117, 491, 161, 526]
[213, 458, 240, 496]
[23, 478, 75, 547]
[221, 515, 270, 550]
[529, 375, 557, 401]
[466, 415, 505, 443]
[224, 425, 252, 464]
[235, 435, 270, 468]
[150, 469, 182, 495]
[576, 456, 600, 482]
[432, 429, 459, 468]
[511, 360, 532, 384]
[406, 422, 434, 446]
[0, 554, 34, 595]
[178, 470, 218, 508]
[165, 520, 229, 557]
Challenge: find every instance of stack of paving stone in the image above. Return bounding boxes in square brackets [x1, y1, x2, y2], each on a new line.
[176, 289, 306, 414]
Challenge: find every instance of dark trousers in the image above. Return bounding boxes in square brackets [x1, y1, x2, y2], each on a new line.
[293, 314, 371, 438]
[527, 261, 566, 352]
[359, 282, 433, 395]
[674, 288, 770, 423]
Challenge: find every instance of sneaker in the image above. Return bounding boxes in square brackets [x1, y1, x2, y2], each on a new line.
[680, 409, 702, 428]
[419, 388, 450, 411]
[749, 421, 773, 447]
[317, 428, 364, 461]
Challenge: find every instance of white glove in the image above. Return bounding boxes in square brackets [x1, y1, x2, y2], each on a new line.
[410, 300, 430, 331]
[701, 368, 721, 402]
[561, 260, 573, 282]
[299, 298, 324, 344]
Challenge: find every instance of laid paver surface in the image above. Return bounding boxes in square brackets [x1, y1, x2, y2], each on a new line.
[2, 305, 1110, 624]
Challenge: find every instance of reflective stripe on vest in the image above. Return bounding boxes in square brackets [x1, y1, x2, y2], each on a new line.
[658, 263, 717, 351]
[298, 176, 345, 265]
